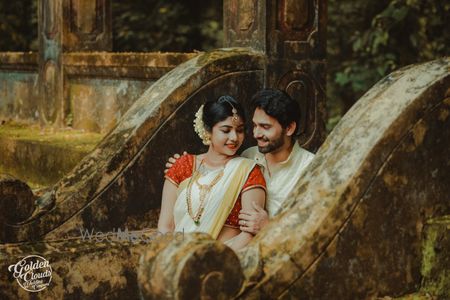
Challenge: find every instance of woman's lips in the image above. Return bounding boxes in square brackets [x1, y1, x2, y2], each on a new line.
[226, 144, 238, 149]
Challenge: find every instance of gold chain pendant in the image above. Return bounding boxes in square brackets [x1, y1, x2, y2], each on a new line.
[186, 168, 224, 225]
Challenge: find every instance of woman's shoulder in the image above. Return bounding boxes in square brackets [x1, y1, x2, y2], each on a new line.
[242, 163, 266, 191]
[177, 153, 195, 165]
[165, 154, 195, 185]
[169, 153, 196, 171]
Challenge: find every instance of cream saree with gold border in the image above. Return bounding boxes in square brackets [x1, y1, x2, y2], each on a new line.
[173, 156, 255, 239]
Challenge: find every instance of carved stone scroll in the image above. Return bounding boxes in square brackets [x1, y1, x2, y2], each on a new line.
[280, 71, 314, 134]
[263, 59, 325, 150]
[138, 233, 244, 300]
[0, 174, 36, 225]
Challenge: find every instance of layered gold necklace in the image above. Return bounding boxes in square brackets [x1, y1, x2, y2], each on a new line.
[186, 160, 224, 225]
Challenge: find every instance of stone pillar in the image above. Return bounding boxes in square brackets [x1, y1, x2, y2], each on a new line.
[63, 0, 112, 51]
[223, 0, 267, 52]
[38, 0, 64, 126]
[37, 0, 112, 127]
[224, 0, 327, 151]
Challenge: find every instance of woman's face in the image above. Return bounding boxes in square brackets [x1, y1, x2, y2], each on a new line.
[209, 116, 245, 156]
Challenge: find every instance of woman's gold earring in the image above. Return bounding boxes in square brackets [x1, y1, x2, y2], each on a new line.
[204, 134, 211, 145]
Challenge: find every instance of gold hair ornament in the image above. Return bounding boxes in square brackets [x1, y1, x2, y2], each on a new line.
[221, 98, 239, 125]
[231, 107, 239, 125]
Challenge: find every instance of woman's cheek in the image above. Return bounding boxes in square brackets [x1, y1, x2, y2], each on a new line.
[238, 133, 245, 144]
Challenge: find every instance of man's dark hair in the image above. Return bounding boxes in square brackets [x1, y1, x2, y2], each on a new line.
[251, 88, 301, 135]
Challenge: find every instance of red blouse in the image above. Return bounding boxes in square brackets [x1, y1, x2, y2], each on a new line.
[165, 154, 266, 228]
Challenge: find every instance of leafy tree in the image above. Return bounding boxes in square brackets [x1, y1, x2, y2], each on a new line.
[328, 0, 450, 129]
[112, 1, 222, 52]
[0, 0, 37, 51]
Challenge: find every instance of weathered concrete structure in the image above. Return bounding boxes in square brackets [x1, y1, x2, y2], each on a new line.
[0, 51, 195, 186]
[0, 52, 195, 132]
[224, 0, 327, 150]
[1, 54, 448, 300]
[0, 0, 449, 299]
[37, 0, 112, 126]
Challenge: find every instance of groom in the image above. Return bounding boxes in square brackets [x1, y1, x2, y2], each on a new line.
[237, 88, 314, 234]
[166, 89, 314, 234]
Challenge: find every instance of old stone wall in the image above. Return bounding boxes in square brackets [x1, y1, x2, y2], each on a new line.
[0, 53, 39, 123]
[0, 52, 195, 133]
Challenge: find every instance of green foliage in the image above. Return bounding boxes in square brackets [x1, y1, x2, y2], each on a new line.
[0, 0, 222, 53]
[112, 1, 222, 52]
[0, 0, 37, 51]
[328, 0, 450, 122]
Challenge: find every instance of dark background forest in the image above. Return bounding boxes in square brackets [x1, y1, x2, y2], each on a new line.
[0, 0, 448, 130]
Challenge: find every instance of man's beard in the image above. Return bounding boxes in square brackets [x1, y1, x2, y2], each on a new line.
[257, 132, 285, 154]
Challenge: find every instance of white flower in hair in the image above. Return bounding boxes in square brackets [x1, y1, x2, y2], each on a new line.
[193, 105, 210, 145]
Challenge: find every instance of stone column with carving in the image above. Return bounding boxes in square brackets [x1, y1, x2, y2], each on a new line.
[224, 0, 327, 151]
[37, 0, 112, 127]
[38, 0, 64, 127]
[63, 0, 112, 51]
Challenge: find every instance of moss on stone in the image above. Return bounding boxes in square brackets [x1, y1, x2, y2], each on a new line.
[420, 216, 450, 299]
[0, 122, 103, 188]
[0, 122, 102, 152]
[392, 292, 435, 300]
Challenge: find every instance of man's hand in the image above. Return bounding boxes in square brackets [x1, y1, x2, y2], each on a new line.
[238, 201, 269, 234]
[164, 151, 187, 173]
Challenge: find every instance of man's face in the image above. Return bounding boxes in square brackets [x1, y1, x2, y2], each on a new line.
[252, 108, 286, 154]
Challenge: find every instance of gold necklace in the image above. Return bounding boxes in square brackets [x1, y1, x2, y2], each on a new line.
[186, 160, 224, 225]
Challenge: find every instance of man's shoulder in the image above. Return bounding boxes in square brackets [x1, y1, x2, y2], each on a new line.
[293, 145, 315, 172]
[297, 146, 315, 160]
[241, 146, 259, 159]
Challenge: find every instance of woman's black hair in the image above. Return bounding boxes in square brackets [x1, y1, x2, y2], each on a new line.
[202, 95, 246, 131]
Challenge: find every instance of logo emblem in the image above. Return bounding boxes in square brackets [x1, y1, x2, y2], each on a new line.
[8, 255, 52, 292]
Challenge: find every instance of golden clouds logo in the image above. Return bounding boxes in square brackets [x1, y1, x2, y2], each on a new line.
[8, 255, 52, 292]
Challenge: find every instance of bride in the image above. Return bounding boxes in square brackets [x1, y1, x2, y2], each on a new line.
[158, 96, 266, 250]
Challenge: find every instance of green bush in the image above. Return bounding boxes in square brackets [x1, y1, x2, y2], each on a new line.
[328, 0, 450, 126]
[112, 1, 222, 52]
